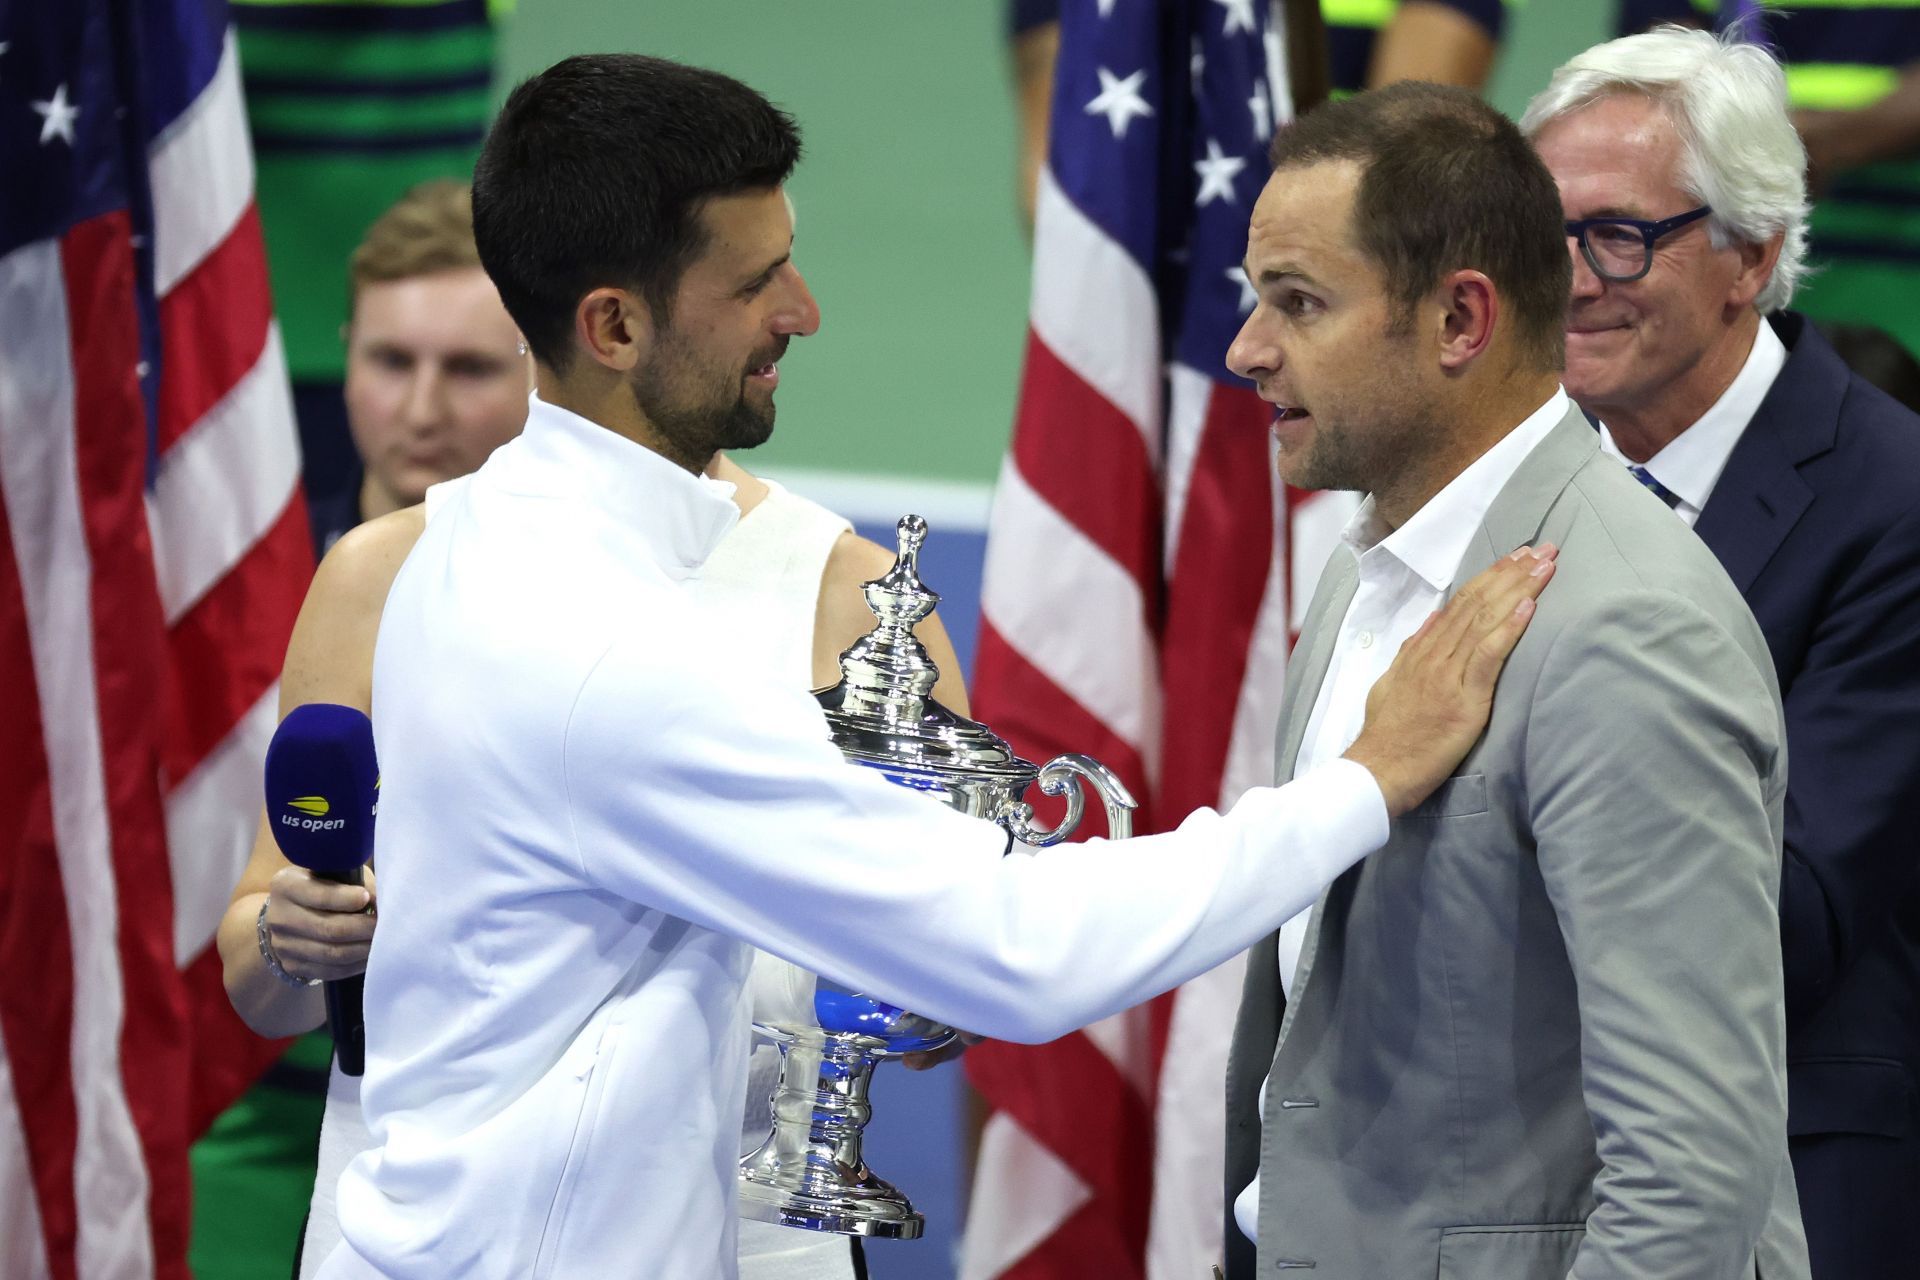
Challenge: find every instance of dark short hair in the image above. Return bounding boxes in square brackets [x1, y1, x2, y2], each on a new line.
[1268, 82, 1571, 371]
[472, 54, 801, 369]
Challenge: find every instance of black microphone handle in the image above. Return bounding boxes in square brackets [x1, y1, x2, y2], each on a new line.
[309, 866, 368, 1078]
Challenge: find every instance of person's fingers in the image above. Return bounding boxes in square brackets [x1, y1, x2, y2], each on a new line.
[1427, 549, 1534, 662]
[902, 1033, 982, 1071]
[1397, 606, 1444, 660]
[1439, 546, 1556, 667]
[275, 903, 377, 946]
[272, 866, 372, 914]
[266, 925, 372, 978]
[1454, 556, 1552, 675]
[274, 950, 368, 983]
[1423, 568, 1498, 660]
[1462, 565, 1553, 693]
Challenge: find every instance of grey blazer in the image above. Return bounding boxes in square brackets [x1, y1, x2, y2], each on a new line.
[1222, 406, 1811, 1279]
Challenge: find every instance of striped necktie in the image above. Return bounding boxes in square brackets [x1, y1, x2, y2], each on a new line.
[1629, 464, 1682, 510]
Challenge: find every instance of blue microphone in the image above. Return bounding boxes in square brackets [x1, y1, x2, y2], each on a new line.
[264, 703, 379, 1077]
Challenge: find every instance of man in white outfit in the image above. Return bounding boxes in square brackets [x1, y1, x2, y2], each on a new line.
[312, 54, 1555, 1278]
[216, 192, 965, 1278]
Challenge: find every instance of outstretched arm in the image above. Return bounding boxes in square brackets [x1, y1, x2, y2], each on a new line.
[564, 549, 1552, 1043]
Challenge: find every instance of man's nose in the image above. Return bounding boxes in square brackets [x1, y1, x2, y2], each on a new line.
[399, 364, 448, 428]
[776, 267, 821, 338]
[1567, 237, 1605, 300]
[1226, 312, 1277, 383]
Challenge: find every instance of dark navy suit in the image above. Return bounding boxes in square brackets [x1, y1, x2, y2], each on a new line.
[1692, 312, 1920, 1280]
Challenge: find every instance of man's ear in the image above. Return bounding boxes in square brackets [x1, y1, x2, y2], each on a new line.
[1729, 231, 1784, 313]
[574, 287, 651, 372]
[1436, 269, 1497, 373]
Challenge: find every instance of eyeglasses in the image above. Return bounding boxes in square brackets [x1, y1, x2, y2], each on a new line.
[1564, 206, 1712, 283]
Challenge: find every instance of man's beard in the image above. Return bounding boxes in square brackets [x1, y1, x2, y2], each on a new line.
[1284, 337, 1427, 495]
[631, 341, 782, 470]
[641, 385, 773, 456]
[1286, 412, 1399, 493]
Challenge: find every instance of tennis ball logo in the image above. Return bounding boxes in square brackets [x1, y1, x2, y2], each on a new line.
[281, 795, 345, 832]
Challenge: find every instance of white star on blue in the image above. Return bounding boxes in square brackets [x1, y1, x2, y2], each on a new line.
[1085, 66, 1155, 140]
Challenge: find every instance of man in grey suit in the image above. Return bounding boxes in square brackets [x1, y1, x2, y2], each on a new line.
[1220, 83, 1809, 1279]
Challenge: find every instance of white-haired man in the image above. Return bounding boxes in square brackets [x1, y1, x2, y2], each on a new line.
[1525, 29, 1920, 1278]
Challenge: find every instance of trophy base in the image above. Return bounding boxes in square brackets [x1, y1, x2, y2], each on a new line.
[736, 1163, 924, 1239]
[737, 1027, 934, 1240]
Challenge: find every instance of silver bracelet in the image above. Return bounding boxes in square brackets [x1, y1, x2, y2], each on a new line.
[257, 898, 321, 988]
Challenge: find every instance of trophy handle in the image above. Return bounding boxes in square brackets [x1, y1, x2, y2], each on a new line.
[1005, 753, 1137, 846]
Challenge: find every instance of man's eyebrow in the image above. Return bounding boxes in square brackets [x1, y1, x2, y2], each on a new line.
[1240, 260, 1322, 288]
[1577, 205, 1651, 221]
[744, 245, 793, 286]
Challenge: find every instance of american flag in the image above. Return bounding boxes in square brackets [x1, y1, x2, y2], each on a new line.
[962, 1, 1354, 1275]
[0, 1, 310, 1275]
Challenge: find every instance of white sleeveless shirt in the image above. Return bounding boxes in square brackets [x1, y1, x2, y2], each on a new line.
[301, 477, 857, 1280]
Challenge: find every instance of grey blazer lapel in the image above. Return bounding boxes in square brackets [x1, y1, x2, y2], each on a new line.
[1226, 543, 1360, 1106]
[1237, 547, 1359, 1071]
[1273, 551, 1359, 780]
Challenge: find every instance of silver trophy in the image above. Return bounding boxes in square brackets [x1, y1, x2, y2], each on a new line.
[736, 514, 1136, 1239]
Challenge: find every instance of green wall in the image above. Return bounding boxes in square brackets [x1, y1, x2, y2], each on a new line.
[497, 0, 1619, 487]
[498, 3, 1035, 485]
[1488, 0, 1612, 121]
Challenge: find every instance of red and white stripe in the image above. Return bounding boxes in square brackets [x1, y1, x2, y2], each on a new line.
[0, 29, 309, 1278]
[962, 32, 1357, 1280]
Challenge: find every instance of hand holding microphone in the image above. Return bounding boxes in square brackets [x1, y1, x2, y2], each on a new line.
[263, 703, 380, 1076]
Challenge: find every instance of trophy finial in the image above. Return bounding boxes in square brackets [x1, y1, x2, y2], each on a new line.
[835, 514, 942, 722]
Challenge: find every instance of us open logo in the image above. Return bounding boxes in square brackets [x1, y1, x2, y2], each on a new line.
[282, 795, 346, 832]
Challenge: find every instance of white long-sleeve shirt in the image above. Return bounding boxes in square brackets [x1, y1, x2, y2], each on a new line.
[319, 395, 1388, 1280]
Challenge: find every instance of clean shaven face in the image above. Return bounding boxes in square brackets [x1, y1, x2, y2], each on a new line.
[344, 265, 530, 511]
[1531, 93, 1748, 425]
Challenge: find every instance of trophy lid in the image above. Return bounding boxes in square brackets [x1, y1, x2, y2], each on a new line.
[817, 516, 1037, 784]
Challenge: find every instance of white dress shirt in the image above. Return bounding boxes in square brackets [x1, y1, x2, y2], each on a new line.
[319, 394, 1391, 1280]
[1234, 387, 1572, 1244]
[1597, 318, 1787, 528]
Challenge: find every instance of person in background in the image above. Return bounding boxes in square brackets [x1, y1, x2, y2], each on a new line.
[1525, 28, 1920, 1278]
[1617, 2, 1920, 360]
[1335, 0, 1504, 96]
[1007, 0, 1504, 233]
[308, 179, 530, 554]
[228, 0, 502, 522]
